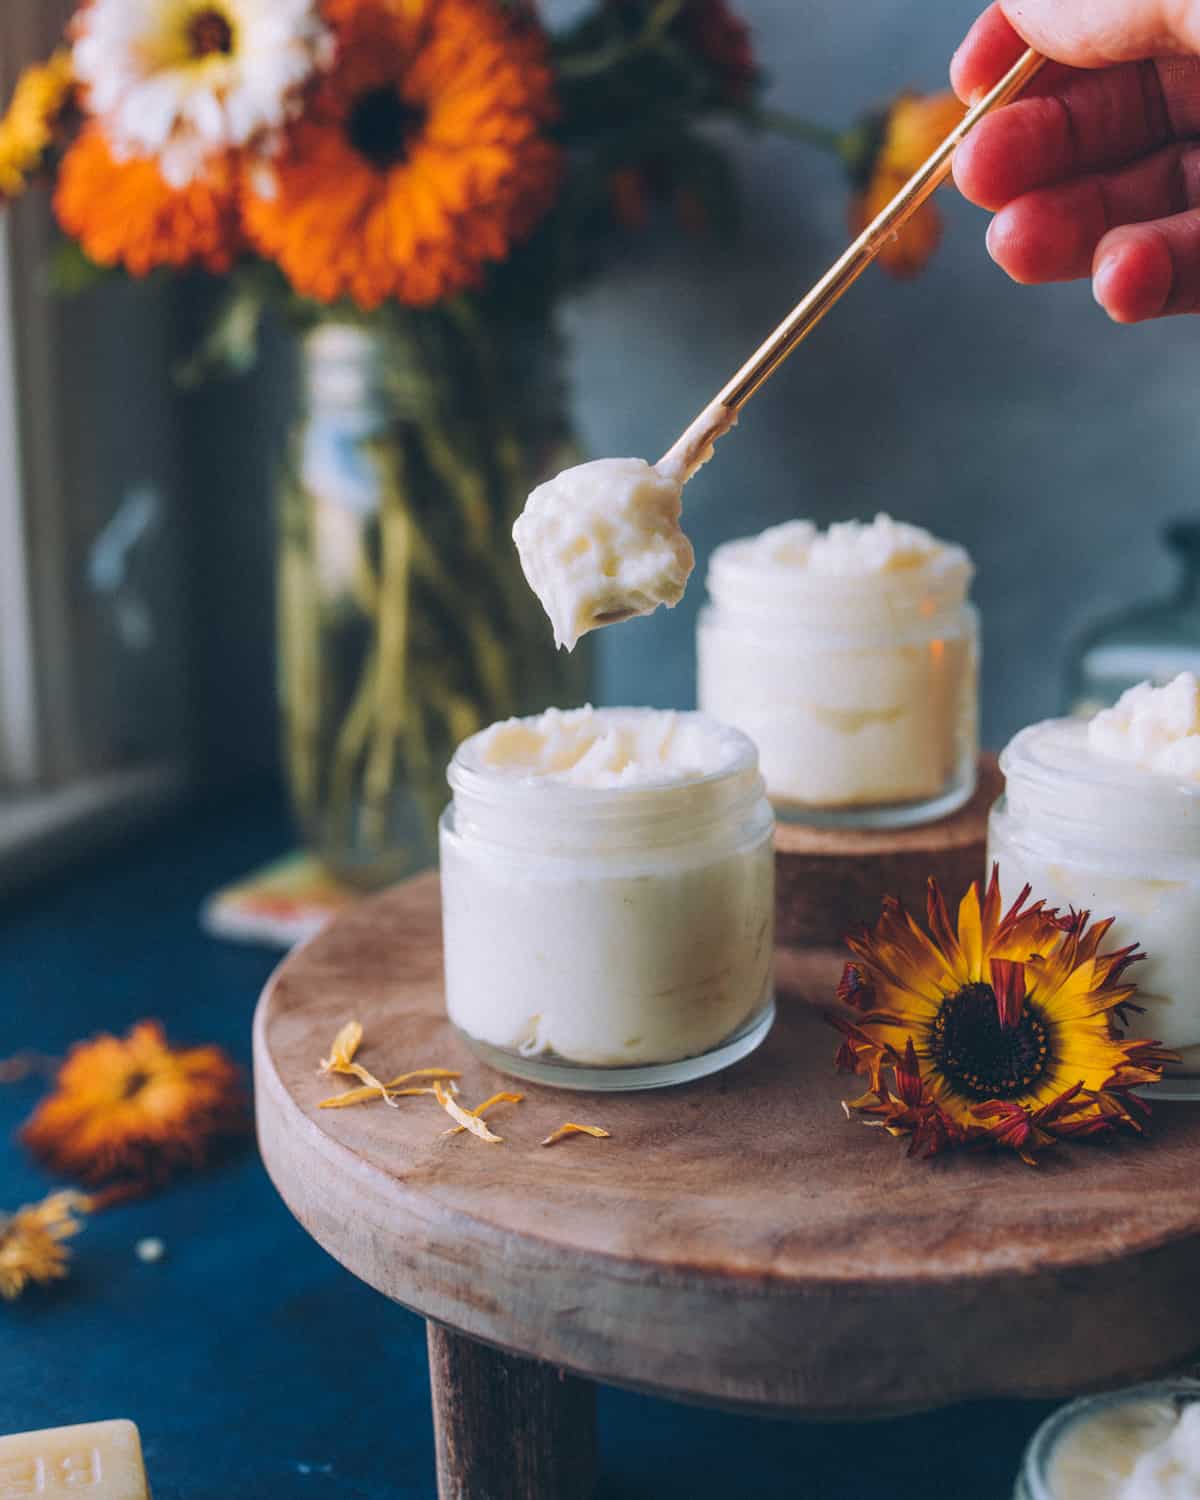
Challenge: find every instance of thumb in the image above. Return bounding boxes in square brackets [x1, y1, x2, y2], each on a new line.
[1001, 0, 1200, 66]
[952, 2, 1200, 103]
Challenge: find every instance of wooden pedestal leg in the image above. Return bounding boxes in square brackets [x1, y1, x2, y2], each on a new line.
[427, 1323, 597, 1500]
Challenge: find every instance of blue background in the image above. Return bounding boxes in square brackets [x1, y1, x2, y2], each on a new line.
[0, 795, 1058, 1497]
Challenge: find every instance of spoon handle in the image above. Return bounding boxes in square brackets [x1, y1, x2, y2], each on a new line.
[658, 48, 1046, 481]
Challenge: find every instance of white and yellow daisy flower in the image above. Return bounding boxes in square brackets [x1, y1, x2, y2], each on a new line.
[73, 0, 333, 188]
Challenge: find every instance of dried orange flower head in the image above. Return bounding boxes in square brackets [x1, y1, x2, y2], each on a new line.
[0, 1191, 90, 1302]
[849, 90, 966, 279]
[832, 870, 1173, 1164]
[22, 1021, 247, 1199]
[242, 0, 563, 308]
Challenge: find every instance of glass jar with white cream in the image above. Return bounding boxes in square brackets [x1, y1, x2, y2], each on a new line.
[1015, 1381, 1200, 1500]
[697, 514, 979, 827]
[989, 674, 1200, 1088]
[439, 706, 775, 1089]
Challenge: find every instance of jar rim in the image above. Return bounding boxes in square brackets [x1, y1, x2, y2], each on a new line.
[1018, 1379, 1200, 1499]
[1001, 717, 1200, 807]
[446, 708, 767, 847]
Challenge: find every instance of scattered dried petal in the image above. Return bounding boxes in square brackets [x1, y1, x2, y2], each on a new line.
[317, 1019, 394, 1104]
[444, 1092, 523, 1136]
[320, 1085, 443, 1110]
[0, 1190, 90, 1300]
[318, 1021, 363, 1074]
[434, 1082, 505, 1143]
[541, 1123, 611, 1147]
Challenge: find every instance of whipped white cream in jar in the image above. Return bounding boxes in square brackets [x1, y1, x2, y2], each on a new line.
[697, 514, 979, 827]
[1015, 1382, 1200, 1500]
[989, 674, 1200, 1079]
[439, 706, 775, 1089]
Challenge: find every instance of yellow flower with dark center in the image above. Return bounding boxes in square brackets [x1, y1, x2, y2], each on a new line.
[0, 51, 75, 202]
[22, 1021, 247, 1201]
[0, 1191, 89, 1301]
[849, 90, 966, 279]
[833, 871, 1173, 1163]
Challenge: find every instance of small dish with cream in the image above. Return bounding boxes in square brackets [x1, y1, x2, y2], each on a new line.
[698, 514, 979, 827]
[989, 673, 1200, 1085]
[1016, 1381, 1200, 1500]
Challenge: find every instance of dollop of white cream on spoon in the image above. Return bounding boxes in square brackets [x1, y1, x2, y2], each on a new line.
[512, 401, 735, 651]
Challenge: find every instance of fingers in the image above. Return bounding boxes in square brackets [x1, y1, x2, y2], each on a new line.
[952, 0, 1200, 95]
[952, 59, 1200, 210]
[1093, 212, 1200, 320]
[984, 141, 1200, 283]
[950, 5, 1070, 103]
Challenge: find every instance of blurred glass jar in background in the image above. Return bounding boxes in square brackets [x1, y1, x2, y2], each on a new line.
[277, 320, 588, 888]
[1065, 520, 1200, 716]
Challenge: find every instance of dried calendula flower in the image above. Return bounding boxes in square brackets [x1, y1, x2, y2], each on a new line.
[443, 1092, 523, 1137]
[542, 1123, 611, 1148]
[319, 1067, 461, 1109]
[21, 1021, 246, 1202]
[434, 1081, 506, 1143]
[0, 1190, 90, 1301]
[318, 1020, 395, 1107]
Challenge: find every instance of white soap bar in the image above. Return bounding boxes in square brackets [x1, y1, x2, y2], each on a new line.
[0, 1420, 150, 1499]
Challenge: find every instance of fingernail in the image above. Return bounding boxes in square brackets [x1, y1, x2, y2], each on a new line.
[985, 218, 1002, 264]
[1093, 255, 1118, 312]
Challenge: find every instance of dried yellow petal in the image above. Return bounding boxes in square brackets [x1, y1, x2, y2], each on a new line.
[317, 1020, 396, 1105]
[386, 1069, 460, 1087]
[320, 1086, 443, 1110]
[444, 1092, 523, 1136]
[319, 1021, 363, 1074]
[541, 1123, 611, 1147]
[434, 1082, 504, 1143]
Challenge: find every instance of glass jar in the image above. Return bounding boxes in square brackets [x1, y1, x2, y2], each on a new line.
[439, 708, 775, 1090]
[697, 531, 979, 828]
[1015, 1380, 1200, 1499]
[988, 717, 1200, 1089]
[1066, 519, 1200, 716]
[276, 317, 588, 888]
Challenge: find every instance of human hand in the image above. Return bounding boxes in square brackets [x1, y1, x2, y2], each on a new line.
[951, 2, 1200, 321]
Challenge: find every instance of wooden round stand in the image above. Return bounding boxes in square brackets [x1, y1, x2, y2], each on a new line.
[775, 754, 1003, 949]
[255, 872, 1200, 1500]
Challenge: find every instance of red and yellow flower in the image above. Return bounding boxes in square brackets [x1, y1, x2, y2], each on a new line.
[833, 872, 1173, 1163]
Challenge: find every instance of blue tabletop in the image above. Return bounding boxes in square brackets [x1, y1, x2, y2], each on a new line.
[1, 790, 1055, 1498]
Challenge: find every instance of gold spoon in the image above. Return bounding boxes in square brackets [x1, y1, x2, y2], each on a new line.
[657, 48, 1047, 484]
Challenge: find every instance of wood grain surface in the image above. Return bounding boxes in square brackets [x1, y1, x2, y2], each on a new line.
[255, 871, 1200, 1416]
[774, 754, 1002, 949]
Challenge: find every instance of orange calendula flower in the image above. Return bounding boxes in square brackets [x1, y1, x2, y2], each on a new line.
[832, 871, 1173, 1164]
[0, 1191, 90, 1301]
[22, 1021, 247, 1200]
[0, 50, 75, 202]
[241, 0, 562, 309]
[850, 90, 966, 279]
[53, 125, 241, 276]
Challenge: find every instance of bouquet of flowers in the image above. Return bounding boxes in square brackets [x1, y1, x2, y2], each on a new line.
[0, 0, 965, 882]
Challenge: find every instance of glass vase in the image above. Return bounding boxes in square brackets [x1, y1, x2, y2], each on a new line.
[277, 313, 587, 888]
